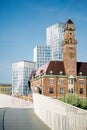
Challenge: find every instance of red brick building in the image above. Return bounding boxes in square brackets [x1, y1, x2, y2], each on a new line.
[30, 19, 87, 98]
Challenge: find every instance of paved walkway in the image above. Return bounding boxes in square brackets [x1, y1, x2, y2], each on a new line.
[0, 108, 51, 130]
[0, 94, 33, 108]
[0, 94, 51, 130]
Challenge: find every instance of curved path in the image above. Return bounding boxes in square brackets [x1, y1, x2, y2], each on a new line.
[0, 94, 33, 108]
[0, 94, 51, 130]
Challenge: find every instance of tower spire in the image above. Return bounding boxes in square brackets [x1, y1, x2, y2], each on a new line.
[62, 19, 77, 76]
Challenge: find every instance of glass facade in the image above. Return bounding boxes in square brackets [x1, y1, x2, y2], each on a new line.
[46, 23, 64, 60]
[12, 61, 35, 96]
[33, 45, 51, 69]
[33, 22, 64, 70]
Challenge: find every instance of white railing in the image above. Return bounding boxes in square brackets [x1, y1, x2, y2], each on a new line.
[33, 93, 87, 130]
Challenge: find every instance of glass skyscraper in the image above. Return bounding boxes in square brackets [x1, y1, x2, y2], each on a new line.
[33, 45, 51, 69]
[46, 23, 64, 60]
[33, 22, 64, 69]
[12, 61, 35, 96]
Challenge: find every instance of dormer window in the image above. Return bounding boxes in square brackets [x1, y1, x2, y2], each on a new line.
[50, 70, 53, 75]
[79, 72, 83, 76]
[59, 71, 63, 75]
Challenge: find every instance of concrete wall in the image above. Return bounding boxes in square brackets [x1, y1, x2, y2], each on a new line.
[33, 93, 87, 130]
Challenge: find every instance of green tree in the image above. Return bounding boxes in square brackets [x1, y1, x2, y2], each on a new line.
[60, 93, 80, 107]
[80, 98, 87, 110]
[60, 93, 87, 110]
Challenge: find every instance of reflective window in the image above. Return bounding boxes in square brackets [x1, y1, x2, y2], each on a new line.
[79, 80, 84, 84]
[59, 79, 64, 84]
[60, 88, 64, 94]
[49, 78, 54, 84]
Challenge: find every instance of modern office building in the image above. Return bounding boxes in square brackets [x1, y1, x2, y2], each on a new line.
[31, 19, 87, 98]
[46, 23, 64, 60]
[12, 61, 35, 96]
[33, 23, 64, 70]
[33, 45, 51, 69]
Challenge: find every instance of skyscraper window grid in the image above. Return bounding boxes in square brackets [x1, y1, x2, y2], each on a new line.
[33, 45, 51, 69]
[46, 23, 64, 61]
[12, 61, 35, 96]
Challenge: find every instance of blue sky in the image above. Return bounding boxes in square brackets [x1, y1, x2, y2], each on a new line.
[0, 0, 87, 83]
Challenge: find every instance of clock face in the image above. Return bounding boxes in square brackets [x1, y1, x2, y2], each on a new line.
[69, 52, 75, 58]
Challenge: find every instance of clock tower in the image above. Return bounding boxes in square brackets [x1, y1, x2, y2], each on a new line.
[62, 19, 77, 76]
